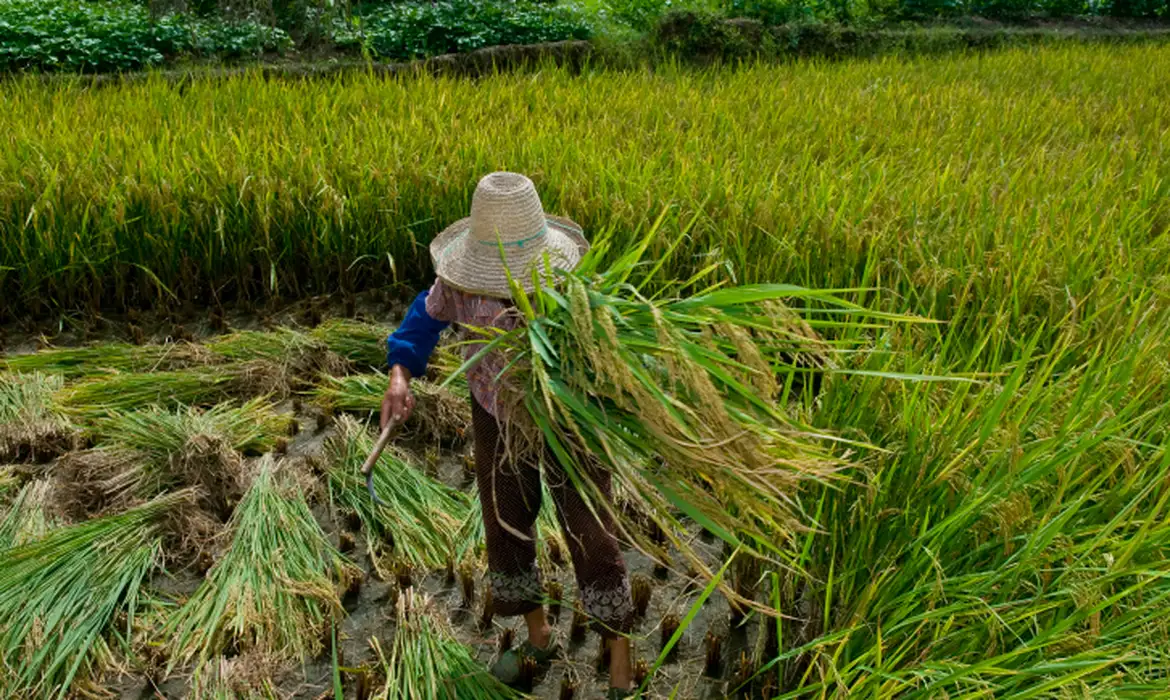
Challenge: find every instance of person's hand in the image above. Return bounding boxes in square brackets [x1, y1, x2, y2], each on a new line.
[381, 364, 415, 430]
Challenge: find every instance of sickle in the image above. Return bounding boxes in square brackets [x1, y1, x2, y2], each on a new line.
[361, 418, 402, 508]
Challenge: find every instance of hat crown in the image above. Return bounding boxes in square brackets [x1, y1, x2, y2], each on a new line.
[469, 172, 547, 245]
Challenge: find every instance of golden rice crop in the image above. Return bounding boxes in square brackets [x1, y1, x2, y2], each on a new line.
[0, 43, 1165, 366]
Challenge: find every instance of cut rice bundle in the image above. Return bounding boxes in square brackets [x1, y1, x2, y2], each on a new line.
[79, 400, 289, 519]
[188, 652, 285, 700]
[472, 229, 914, 580]
[373, 590, 522, 700]
[1, 342, 210, 379]
[90, 398, 291, 458]
[313, 373, 471, 443]
[0, 372, 77, 462]
[0, 478, 58, 549]
[206, 328, 350, 386]
[0, 491, 187, 699]
[325, 416, 470, 575]
[165, 456, 359, 670]
[309, 319, 394, 371]
[54, 361, 289, 418]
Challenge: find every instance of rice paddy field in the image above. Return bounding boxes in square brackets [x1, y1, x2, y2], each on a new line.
[2, 41, 1170, 699]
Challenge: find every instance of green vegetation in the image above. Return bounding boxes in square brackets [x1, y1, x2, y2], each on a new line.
[165, 457, 358, 669]
[0, 0, 291, 72]
[333, 0, 593, 59]
[0, 492, 182, 699]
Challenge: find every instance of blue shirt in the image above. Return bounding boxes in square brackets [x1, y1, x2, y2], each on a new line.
[385, 290, 450, 378]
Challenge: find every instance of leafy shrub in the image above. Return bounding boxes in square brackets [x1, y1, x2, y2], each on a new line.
[722, 0, 815, 24]
[0, 0, 292, 72]
[339, 0, 593, 60]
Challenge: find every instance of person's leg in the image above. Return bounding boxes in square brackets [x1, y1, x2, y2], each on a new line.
[472, 399, 545, 629]
[546, 454, 634, 690]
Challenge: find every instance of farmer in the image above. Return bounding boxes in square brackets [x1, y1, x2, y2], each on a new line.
[382, 172, 635, 697]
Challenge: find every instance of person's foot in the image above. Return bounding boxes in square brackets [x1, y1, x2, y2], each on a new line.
[490, 633, 560, 686]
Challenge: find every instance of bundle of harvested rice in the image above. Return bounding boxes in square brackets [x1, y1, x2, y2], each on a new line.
[309, 319, 393, 371]
[466, 231, 907, 575]
[52, 447, 151, 521]
[54, 361, 288, 418]
[91, 398, 291, 458]
[80, 400, 288, 518]
[0, 372, 76, 462]
[313, 373, 471, 443]
[0, 342, 210, 379]
[188, 652, 284, 700]
[206, 328, 350, 384]
[325, 416, 469, 575]
[165, 457, 358, 669]
[0, 478, 58, 548]
[372, 590, 522, 700]
[0, 491, 186, 699]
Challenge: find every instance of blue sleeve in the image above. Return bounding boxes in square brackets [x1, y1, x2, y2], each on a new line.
[386, 290, 450, 378]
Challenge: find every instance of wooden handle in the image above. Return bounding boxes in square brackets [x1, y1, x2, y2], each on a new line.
[361, 419, 401, 476]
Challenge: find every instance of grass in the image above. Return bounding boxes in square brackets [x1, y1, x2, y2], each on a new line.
[164, 456, 358, 670]
[324, 416, 470, 575]
[372, 590, 523, 700]
[0, 491, 184, 699]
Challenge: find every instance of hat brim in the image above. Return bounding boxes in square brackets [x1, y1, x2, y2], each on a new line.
[429, 214, 589, 299]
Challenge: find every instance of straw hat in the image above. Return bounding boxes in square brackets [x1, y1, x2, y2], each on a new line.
[430, 172, 589, 299]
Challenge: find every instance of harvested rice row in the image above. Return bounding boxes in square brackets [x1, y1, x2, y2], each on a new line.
[0, 491, 189, 699]
[165, 456, 359, 670]
[325, 416, 470, 576]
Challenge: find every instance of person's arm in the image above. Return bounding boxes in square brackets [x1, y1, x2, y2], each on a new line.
[382, 287, 451, 428]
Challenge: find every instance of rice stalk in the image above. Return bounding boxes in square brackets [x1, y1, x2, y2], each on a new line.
[479, 230, 914, 582]
[324, 416, 470, 575]
[313, 373, 471, 443]
[53, 361, 288, 418]
[165, 456, 359, 670]
[0, 342, 211, 379]
[0, 478, 57, 548]
[372, 590, 523, 700]
[0, 491, 187, 699]
[0, 372, 77, 462]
